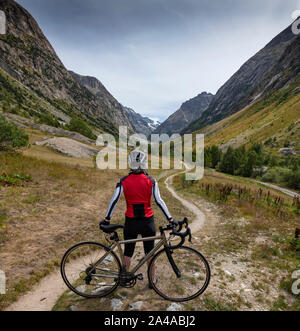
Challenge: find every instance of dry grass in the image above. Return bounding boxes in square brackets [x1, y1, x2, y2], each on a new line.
[53, 183, 300, 311]
[0, 146, 192, 310]
[169, 170, 300, 311]
[197, 91, 300, 151]
[0, 151, 119, 309]
[174, 169, 297, 215]
[21, 128, 98, 168]
[22, 144, 96, 168]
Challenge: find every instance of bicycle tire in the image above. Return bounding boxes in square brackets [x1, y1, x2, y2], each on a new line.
[60, 241, 121, 299]
[148, 246, 210, 302]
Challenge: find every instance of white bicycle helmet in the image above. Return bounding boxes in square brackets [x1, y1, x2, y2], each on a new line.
[128, 150, 148, 170]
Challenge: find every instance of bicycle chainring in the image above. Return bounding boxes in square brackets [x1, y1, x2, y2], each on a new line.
[119, 271, 136, 288]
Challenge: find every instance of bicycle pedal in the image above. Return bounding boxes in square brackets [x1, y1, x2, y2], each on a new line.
[136, 274, 143, 281]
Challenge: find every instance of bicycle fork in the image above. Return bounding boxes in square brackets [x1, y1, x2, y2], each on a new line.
[165, 247, 181, 278]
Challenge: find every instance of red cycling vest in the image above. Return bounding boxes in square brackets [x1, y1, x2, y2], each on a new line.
[122, 173, 154, 219]
[105, 172, 172, 221]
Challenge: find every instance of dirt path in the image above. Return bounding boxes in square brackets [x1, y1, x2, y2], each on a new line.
[6, 169, 207, 311]
[256, 181, 300, 198]
[165, 173, 205, 234]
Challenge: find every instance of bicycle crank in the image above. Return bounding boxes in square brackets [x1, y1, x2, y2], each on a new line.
[119, 272, 143, 288]
[136, 274, 143, 281]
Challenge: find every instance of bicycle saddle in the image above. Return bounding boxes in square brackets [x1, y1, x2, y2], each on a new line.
[100, 224, 124, 234]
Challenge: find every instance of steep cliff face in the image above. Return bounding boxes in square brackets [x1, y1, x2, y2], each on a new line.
[123, 106, 160, 137]
[69, 71, 112, 99]
[0, 0, 133, 134]
[69, 71, 134, 131]
[256, 32, 300, 96]
[185, 22, 300, 133]
[154, 92, 213, 135]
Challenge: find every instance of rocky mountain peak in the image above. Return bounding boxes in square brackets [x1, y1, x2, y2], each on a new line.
[69, 71, 107, 93]
[123, 106, 160, 137]
[154, 91, 214, 135]
[0, 0, 57, 56]
[0, 0, 134, 134]
[69, 71, 119, 104]
[184, 21, 300, 133]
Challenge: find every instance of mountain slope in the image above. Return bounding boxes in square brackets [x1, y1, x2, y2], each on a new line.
[0, 0, 133, 134]
[196, 85, 300, 153]
[70, 71, 160, 136]
[68, 71, 134, 131]
[185, 22, 300, 133]
[154, 92, 213, 135]
[123, 106, 160, 137]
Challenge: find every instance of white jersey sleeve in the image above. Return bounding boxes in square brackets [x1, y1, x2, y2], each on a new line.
[152, 180, 172, 221]
[105, 181, 123, 220]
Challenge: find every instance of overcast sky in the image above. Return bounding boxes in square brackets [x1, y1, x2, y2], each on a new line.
[18, 0, 300, 122]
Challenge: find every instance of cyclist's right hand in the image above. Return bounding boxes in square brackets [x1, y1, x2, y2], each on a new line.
[169, 219, 179, 227]
[169, 218, 189, 232]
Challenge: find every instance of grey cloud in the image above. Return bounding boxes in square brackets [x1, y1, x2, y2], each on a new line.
[18, 0, 299, 121]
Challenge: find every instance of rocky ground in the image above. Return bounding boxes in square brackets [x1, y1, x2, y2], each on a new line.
[3, 113, 96, 145]
[52, 182, 300, 311]
[34, 137, 99, 159]
[0, 151, 192, 311]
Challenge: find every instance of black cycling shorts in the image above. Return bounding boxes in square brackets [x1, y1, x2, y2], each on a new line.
[123, 216, 156, 258]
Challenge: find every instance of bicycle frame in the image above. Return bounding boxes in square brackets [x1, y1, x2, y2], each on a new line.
[93, 232, 169, 276]
[61, 220, 211, 302]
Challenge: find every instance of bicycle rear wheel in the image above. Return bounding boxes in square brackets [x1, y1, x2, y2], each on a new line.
[148, 246, 210, 302]
[61, 242, 121, 298]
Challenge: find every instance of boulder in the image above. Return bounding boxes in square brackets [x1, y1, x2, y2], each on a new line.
[0, 270, 5, 295]
[3, 112, 96, 145]
[167, 303, 182, 311]
[31, 124, 95, 145]
[111, 299, 123, 311]
[278, 148, 296, 156]
[129, 301, 143, 311]
[35, 137, 99, 158]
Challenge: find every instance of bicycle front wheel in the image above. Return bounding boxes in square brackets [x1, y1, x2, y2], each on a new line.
[148, 246, 210, 302]
[61, 242, 121, 298]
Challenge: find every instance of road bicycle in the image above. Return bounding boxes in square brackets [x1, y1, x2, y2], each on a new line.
[60, 218, 210, 302]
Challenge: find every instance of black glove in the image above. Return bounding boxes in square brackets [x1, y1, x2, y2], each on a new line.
[170, 219, 179, 227]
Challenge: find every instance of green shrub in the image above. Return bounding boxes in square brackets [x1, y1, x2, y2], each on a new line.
[204, 147, 212, 168]
[37, 112, 60, 128]
[261, 168, 281, 184]
[0, 116, 29, 151]
[264, 137, 273, 146]
[268, 155, 279, 167]
[219, 147, 238, 175]
[211, 145, 222, 168]
[284, 170, 300, 190]
[261, 167, 300, 190]
[0, 174, 31, 186]
[67, 117, 96, 140]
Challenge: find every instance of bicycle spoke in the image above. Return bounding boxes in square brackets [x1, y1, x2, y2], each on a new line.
[148, 246, 210, 302]
[61, 242, 121, 298]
